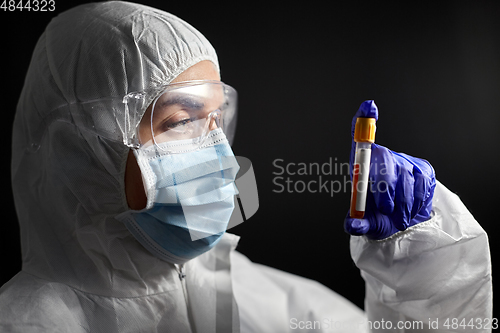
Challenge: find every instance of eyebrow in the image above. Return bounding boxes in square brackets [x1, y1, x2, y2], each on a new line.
[156, 95, 205, 111]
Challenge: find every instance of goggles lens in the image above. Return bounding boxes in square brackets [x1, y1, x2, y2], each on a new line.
[138, 81, 236, 152]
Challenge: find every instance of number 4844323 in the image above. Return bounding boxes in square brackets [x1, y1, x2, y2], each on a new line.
[1, 0, 55, 11]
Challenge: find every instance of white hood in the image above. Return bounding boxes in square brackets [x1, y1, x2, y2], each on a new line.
[11, 1, 220, 298]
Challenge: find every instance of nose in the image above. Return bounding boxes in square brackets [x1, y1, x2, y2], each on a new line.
[207, 110, 222, 131]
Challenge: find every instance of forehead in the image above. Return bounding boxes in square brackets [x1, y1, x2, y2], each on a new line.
[171, 60, 220, 83]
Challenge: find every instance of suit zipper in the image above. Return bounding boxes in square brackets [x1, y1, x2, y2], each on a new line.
[175, 264, 188, 307]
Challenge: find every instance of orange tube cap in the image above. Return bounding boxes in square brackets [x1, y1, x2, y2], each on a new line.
[354, 118, 376, 143]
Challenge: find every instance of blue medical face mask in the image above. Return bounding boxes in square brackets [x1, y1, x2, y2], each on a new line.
[117, 129, 240, 264]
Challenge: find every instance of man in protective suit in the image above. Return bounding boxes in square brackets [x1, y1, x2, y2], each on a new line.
[0, 2, 492, 332]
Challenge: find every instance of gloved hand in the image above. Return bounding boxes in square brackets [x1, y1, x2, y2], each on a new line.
[344, 100, 436, 240]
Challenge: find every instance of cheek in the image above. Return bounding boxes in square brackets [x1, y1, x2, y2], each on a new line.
[138, 123, 151, 144]
[124, 150, 147, 210]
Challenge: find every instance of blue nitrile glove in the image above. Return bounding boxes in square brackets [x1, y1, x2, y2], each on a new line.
[344, 100, 436, 240]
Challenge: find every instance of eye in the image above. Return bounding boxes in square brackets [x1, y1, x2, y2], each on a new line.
[158, 111, 197, 131]
[166, 117, 195, 129]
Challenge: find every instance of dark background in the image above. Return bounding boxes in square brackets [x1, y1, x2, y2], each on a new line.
[1, 0, 499, 318]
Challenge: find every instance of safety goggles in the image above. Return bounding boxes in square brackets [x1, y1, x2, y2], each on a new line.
[122, 80, 237, 153]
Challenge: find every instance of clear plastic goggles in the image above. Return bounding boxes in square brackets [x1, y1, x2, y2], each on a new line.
[123, 80, 237, 153]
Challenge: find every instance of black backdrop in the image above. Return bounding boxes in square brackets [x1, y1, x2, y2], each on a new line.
[1, 0, 499, 318]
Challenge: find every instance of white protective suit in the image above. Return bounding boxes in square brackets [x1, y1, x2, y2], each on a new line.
[0, 1, 492, 332]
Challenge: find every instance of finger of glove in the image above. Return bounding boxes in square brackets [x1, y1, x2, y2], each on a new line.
[390, 155, 415, 230]
[395, 153, 435, 219]
[348, 193, 399, 240]
[411, 170, 427, 219]
[413, 177, 436, 223]
[369, 144, 396, 215]
[351, 100, 379, 138]
[344, 213, 370, 236]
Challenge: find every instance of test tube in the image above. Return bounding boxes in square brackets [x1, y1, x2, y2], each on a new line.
[350, 117, 376, 218]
